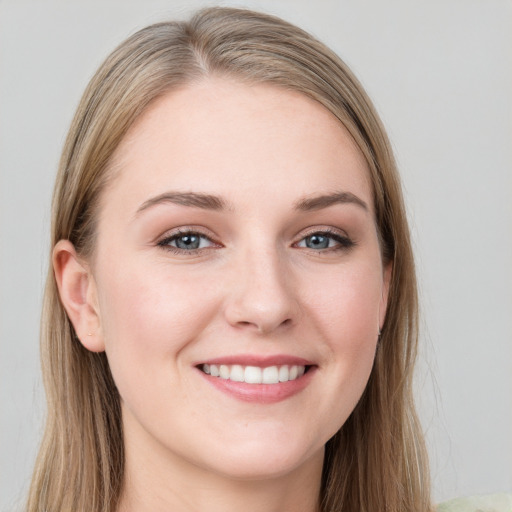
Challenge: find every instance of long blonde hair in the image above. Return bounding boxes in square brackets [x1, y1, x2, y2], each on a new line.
[28, 7, 432, 512]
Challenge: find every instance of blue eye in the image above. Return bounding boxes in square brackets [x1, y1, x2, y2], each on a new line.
[158, 231, 215, 252]
[296, 231, 354, 251]
[303, 234, 331, 249]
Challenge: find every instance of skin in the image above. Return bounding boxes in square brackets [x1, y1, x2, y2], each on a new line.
[54, 78, 391, 512]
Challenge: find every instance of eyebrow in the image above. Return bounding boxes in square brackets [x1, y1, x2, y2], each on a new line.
[294, 191, 368, 212]
[135, 189, 368, 217]
[136, 191, 229, 215]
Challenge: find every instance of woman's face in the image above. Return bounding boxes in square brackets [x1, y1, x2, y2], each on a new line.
[84, 79, 390, 480]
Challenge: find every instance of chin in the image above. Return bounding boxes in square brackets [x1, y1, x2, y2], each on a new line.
[195, 432, 325, 482]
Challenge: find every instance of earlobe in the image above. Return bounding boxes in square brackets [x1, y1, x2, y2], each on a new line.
[53, 240, 105, 352]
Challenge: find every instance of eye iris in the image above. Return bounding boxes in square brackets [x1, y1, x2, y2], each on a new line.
[176, 234, 200, 250]
[306, 234, 330, 249]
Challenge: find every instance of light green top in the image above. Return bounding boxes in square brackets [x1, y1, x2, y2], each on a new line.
[438, 493, 512, 512]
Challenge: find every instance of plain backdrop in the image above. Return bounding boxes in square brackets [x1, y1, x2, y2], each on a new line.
[1, 1, 511, 510]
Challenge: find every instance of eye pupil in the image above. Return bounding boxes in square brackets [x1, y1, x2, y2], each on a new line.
[306, 235, 329, 249]
[176, 234, 200, 250]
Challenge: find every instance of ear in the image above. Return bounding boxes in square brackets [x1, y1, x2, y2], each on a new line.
[53, 240, 105, 352]
[379, 261, 393, 330]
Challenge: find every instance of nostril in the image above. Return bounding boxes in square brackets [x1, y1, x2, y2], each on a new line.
[282, 318, 292, 326]
[233, 317, 292, 334]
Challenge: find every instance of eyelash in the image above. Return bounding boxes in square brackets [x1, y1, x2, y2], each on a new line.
[157, 229, 220, 255]
[294, 229, 356, 253]
[157, 228, 355, 255]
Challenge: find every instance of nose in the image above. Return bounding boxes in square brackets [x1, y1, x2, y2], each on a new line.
[223, 245, 299, 335]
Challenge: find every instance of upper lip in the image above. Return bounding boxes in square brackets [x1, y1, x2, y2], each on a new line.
[195, 354, 315, 367]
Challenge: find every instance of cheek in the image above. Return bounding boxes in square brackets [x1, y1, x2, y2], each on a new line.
[95, 258, 219, 389]
[302, 260, 382, 377]
[305, 261, 382, 335]
[100, 256, 210, 331]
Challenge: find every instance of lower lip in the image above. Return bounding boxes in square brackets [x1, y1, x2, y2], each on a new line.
[197, 367, 316, 404]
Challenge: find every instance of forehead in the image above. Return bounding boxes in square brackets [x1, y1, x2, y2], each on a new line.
[105, 78, 372, 214]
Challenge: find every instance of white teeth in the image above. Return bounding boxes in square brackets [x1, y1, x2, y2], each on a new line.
[219, 365, 230, 379]
[230, 365, 244, 382]
[201, 363, 306, 384]
[244, 366, 262, 384]
[278, 365, 289, 382]
[262, 366, 279, 384]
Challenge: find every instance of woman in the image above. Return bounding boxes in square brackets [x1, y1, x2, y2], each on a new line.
[28, 7, 432, 512]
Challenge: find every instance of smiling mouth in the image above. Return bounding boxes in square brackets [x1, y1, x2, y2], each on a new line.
[199, 364, 309, 384]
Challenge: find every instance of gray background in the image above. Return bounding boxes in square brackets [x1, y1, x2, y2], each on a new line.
[1, 1, 511, 510]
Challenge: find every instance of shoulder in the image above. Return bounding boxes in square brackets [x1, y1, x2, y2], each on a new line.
[437, 493, 512, 512]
